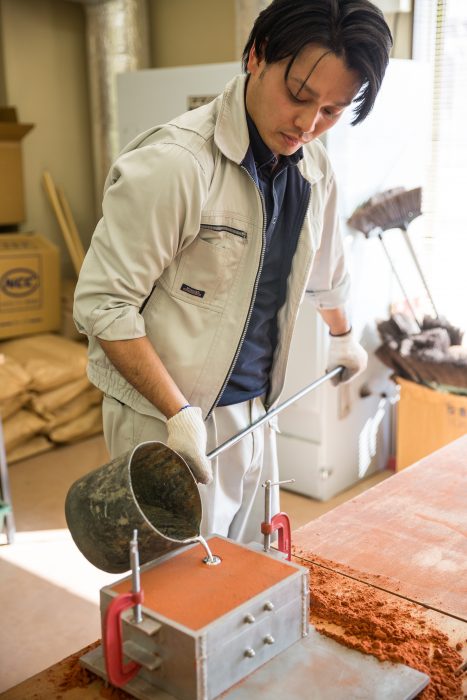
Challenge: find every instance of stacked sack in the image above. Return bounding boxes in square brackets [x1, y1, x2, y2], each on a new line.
[0, 334, 102, 464]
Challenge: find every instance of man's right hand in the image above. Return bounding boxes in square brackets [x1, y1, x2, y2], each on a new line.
[166, 406, 213, 485]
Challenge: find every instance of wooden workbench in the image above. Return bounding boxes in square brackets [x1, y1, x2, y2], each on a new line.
[3, 436, 467, 699]
[292, 434, 467, 699]
[293, 434, 467, 620]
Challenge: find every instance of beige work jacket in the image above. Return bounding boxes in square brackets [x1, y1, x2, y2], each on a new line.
[73, 74, 349, 420]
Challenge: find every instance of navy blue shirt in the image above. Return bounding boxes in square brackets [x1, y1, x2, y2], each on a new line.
[218, 113, 310, 406]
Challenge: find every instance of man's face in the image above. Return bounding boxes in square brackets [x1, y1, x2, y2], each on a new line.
[245, 44, 362, 157]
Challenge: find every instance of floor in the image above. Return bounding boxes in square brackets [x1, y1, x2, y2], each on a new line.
[0, 435, 392, 693]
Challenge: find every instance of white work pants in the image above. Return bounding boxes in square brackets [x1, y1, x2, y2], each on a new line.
[102, 396, 279, 545]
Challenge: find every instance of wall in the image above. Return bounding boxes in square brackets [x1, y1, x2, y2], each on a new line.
[0, 0, 94, 276]
[0, 9, 6, 105]
[0, 0, 412, 277]
[388, 10, 414, 59]
[149, 0, 235, 68]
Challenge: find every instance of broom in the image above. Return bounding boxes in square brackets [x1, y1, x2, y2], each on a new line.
[348, 187, 467, 391]
[347, 186, 439, 328]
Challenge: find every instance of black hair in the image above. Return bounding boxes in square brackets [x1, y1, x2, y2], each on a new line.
[242, 0, 393, 125]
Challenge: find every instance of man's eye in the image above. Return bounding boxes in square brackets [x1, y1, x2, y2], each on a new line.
[286, 86, 307, 103]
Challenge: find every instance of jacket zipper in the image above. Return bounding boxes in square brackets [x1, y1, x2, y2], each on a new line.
[206, 167, 267, 418]
[201, 224, 247, 239]
[266, 183, 312, 410]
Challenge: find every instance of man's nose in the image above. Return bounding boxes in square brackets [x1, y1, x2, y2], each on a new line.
[294, 104, 320, 135]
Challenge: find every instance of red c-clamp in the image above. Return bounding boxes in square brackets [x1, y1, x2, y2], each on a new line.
[103, 589, 144, 687]
[261, 511, 292, 560]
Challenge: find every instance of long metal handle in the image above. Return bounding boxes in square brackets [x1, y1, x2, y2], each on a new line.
[378, 232, 422, 331]
[400, 228, 439, 319]
[207, 366, 343, 460]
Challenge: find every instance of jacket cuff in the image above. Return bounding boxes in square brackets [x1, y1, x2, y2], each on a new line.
[306, 274, 350, 309]
[87, 307, 146, 340]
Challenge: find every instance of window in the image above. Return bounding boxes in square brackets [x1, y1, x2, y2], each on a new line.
[412, 0, 467, 329]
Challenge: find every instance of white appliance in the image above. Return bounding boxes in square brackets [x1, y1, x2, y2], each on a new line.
[117, 62, 240, 148]
[116, 58, 430, 500]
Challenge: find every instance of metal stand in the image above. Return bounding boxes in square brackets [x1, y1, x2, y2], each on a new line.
[0, 417, 15, 544]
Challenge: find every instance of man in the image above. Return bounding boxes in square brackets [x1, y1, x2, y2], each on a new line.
[74, 0, 392, 544]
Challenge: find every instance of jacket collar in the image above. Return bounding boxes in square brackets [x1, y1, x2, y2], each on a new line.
[214, 74, 323, 186]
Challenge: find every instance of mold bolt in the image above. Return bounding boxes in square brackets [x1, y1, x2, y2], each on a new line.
[244, 648, 256, 658]
[263, 635, 275, 645]
[244, 613, 255, 624]
[264, 601, 274, 611]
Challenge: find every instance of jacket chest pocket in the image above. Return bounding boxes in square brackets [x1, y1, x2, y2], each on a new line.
[171, 224, 247, 309]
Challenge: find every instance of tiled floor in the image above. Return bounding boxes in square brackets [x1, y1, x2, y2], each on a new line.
[0, 435, 391, 692]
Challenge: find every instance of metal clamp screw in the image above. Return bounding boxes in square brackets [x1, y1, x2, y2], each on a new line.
[244, 613, 255, 624]
[263, 635, 275, 645]
[244, 648, 256, 658]
[263, 601, 274, 611]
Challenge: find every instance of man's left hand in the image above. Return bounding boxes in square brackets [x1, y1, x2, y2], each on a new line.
[326, 329, 368, 385]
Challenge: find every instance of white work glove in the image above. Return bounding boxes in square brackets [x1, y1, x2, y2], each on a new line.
[166, 406, 213, 485]
[326, 330, 368, 385]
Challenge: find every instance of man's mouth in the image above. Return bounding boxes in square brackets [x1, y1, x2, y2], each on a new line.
[281, 133, 301, 148]
[281, 132, 313, 147]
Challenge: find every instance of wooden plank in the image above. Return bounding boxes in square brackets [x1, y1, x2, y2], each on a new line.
[293, 435, 467, 621]
[56, 186, 86, 265]
[42, 170, 83, 277]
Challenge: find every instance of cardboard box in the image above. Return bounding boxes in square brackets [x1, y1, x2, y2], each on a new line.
[0, 107, 34, 226]
[396, 376, 467, 470]
[0, 232, 61, 339]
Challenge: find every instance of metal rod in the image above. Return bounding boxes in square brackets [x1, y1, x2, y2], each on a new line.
[207, 366, 343, 460]
[400, 228, 439, 319]
[378, 232, 422, 331]
[0, 418, 15, 544]
[264, 480, 272, 553]
[130, 529, 142, 624]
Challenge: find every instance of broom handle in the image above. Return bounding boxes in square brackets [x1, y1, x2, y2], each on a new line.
[400, 228, 439, 319]
[378, 233, 422, 332]
[207, 366, 342, 460]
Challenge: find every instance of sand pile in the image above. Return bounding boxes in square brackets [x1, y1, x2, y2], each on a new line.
[294, 551, 466, 700]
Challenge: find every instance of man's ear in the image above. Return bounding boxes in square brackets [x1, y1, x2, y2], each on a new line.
[246, 43, 265, 74]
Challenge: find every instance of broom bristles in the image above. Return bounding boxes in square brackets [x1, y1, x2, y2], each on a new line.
[348, 187, 422, 236]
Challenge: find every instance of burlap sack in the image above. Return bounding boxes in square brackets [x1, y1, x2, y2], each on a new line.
[44, 386, 102, 431]
[30, 377, 91, 419]
[0, 334, 87, 393]
[49, 404, 103, 444]
[7, 436, 53, 464]
[0, 354, 31, 401]
[0, 392, 30, 420]
[3, 410, 47, 452]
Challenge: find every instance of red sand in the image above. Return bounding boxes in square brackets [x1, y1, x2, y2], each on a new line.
[294, 550, 466, 700]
